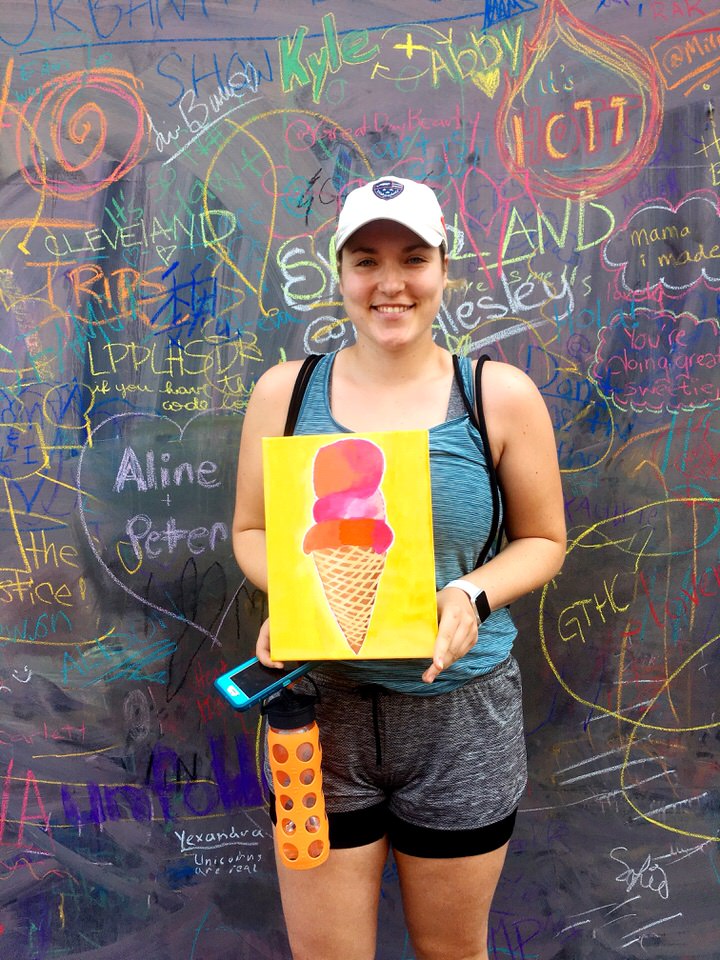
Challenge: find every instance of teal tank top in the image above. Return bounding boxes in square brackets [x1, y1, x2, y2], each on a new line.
[292, 351, 518, 695]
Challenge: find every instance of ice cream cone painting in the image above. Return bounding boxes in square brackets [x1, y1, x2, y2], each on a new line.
[303, 438, 393, 655]
[263, 431, 437, 660]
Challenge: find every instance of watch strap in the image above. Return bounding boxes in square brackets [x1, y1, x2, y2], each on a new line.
[444, 579, 491, 623]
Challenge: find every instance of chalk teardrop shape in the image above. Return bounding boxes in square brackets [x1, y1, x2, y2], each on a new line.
[495, 0, 663, 200]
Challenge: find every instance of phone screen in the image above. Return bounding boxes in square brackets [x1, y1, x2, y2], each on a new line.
[229, 661, 302, 697]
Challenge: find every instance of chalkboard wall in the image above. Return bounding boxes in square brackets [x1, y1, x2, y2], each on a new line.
[1, 1, 719, 957]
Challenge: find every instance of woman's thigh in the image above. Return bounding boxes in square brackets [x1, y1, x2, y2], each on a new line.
[394, 842, 509, 960]
[275, 836, 389, 960]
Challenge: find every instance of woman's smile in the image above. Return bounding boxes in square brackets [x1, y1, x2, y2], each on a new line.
[373, 303, 414, 314]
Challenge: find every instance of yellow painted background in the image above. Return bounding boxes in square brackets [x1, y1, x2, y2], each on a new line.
[263, 430, 437, 659]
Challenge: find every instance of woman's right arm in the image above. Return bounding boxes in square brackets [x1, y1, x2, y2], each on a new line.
[232, 360, 304, 592]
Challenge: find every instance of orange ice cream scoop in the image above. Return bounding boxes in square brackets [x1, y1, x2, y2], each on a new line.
[303, 518, 393, 554]
[312, 438, 385, 499]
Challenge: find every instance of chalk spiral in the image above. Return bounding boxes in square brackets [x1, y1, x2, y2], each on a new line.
[16, 68, 149, 201]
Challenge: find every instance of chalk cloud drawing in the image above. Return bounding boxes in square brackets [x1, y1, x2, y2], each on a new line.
[590, 306, 720, 413]
[602, 192, 720, 299]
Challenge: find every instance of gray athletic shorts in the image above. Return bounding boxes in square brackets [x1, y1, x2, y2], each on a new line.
[265, 655, 527, 857]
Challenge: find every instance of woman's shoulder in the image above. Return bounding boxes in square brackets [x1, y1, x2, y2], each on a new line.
[473, 357, 543, 402]
[250, 358, 312, 406]
[472, 359, 549, 441]
[243, 359, 311, 435]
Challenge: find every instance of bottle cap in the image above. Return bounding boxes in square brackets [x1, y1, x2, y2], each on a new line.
[262, 687, 317, 728]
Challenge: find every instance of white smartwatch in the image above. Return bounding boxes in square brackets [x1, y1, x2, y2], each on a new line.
[444, 579, 491, 623]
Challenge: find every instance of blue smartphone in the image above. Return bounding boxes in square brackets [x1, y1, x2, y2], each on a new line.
[214, 656, 314, 711]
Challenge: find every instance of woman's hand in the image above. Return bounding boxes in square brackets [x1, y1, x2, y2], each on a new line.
[422, 587, 480, 683]
[256, 617, 285, 669]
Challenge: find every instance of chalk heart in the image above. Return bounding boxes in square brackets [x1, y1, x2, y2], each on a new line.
[455, 45, 501, 99]
[156, 245, 177, 266]
[121, 243, 141, 268]
[77, 410, 242, 641]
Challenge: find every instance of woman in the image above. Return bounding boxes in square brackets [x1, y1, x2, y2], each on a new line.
[232, 176, 566, 960]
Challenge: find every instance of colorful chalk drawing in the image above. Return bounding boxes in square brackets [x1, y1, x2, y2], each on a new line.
[602, 191, 720, 300]
[590, 305, 720, 413]
[0, 0, 719, 956]
[12, 66, 149, 252]
[539, 497, 720, 842]
[495, 0, 663, 199]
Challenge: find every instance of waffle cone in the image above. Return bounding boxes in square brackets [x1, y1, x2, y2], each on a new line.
[312, 545, 386, 654]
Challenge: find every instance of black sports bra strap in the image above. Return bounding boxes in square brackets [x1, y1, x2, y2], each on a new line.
[284, 354, 322, 436]
[452, 354, 504, 566]
[452, 353, 478, 427]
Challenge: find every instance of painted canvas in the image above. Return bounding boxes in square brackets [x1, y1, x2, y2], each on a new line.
[263, 431, 437, 660]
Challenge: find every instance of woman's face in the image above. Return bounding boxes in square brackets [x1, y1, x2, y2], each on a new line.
[338, 219, 448, 352]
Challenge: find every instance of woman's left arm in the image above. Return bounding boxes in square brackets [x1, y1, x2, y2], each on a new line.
[424, 361, 566, 683]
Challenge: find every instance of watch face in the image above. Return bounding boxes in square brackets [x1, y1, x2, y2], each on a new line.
[475, 591, 491, 623]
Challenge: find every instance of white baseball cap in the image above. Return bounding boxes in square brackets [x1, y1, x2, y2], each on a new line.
[334, 177, 447, 252]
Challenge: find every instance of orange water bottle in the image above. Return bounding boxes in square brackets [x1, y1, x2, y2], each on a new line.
[264, 689, 330, 869]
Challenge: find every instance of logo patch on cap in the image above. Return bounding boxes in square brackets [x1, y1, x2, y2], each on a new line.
[372, 180, 404, 201]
